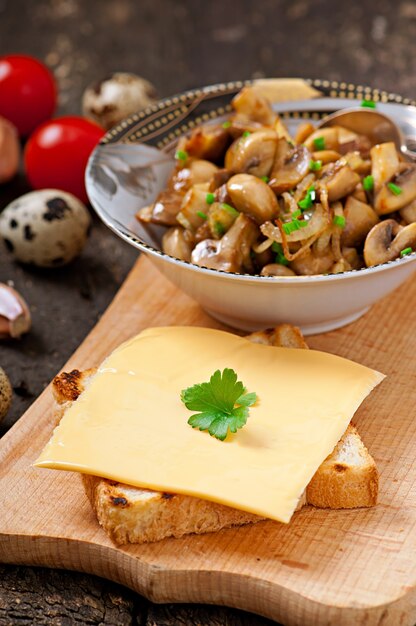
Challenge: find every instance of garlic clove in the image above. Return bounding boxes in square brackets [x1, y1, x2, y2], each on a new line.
[0, 283, 31, 339]
[0, 116, 20, 184]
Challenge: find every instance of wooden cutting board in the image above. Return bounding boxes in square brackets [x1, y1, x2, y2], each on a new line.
[1, 255, 416, 626]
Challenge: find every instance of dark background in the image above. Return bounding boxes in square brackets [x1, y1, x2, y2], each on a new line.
[1, 0, 415, 624]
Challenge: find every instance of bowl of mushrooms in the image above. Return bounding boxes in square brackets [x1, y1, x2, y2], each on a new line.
[86, 78, 416, 334]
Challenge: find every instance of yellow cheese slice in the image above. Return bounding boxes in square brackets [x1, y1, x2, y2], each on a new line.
[36, 327, 384, 523]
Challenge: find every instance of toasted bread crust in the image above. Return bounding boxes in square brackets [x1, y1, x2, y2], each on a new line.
[54, 324, 378, 544]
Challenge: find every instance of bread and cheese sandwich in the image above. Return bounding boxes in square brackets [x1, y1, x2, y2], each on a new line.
[44, 324, 380, 545]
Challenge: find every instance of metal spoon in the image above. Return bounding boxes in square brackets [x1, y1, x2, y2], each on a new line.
[317, 107, 416, 161]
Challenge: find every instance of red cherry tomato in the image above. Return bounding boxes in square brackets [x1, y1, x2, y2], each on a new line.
[0, 55, 57, 136]
[24, 116, 104, 204]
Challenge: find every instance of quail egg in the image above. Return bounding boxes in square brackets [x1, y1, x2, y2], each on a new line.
[0, 367, 12, 422]
[82, 72, 157, 130]
[0, 189, 91, 267]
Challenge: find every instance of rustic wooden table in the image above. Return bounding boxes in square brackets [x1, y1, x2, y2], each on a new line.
[1, 0, 415, 623]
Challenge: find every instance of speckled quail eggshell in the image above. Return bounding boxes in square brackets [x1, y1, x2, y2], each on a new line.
[82, 72, 157, 130]
[0, 189, 91, 267]
[0, 367, 12, 422]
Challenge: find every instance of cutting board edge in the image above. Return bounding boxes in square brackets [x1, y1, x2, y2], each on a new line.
[1, 531, 414, 626]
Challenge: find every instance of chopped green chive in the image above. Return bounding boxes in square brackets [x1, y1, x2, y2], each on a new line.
[283, 222, 297, 235]
[333, 215, 346, 228]
[292, 209, 302, 219]
[363, 175, 374, 192]
[272, 242, 289, 266]
[221, 203, 239, 216]
[387, 182, 402, 195]
[261, 175, 270, 183]
[175, 149, 188, 161]
[206, 192, 215, 205]
[309, 159, 322, 172]
[197, 211, 208, 220]
[313, 136, 325, 151]
[282, 217, 308, 235]
[242, 130, 251, 138]
[214, 221, 225, 236]
[361, 99, 376, 109]
[222, 120, 231, 128]
[400, 247, 413, 257]
[298, 185, 316, 211]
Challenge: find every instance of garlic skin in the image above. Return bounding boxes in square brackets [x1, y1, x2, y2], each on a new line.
[82, 72, 157, 130]
[0, 116, 20, 184]
[0, 189, 91, 267]
[0, 283, 31, 338]
[0, 367, 12, 422]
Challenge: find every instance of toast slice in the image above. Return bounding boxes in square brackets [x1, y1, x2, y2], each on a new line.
[52, 325, 378, 545]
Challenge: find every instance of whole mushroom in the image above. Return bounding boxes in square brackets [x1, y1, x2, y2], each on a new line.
[0, 367, 12, 422]
[82, 72, 157, 130]
[0, 189, 91, 267]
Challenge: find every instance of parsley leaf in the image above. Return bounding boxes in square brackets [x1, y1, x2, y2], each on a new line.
[181, 368, 257, 441]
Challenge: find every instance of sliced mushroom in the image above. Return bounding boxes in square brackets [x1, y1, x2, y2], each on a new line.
[341, 196, 379, 247]
[226, 174, 278, 224]
[304, 128, 340, 152]
[342, 246, 362, 270]
[231, 86, 276, 126]
[370, 142, 399, 191]
[269, 139, 310, 194]
[312, 149, 341, 164]
[400, 197, 416, 224]
[183, 124, 231, 162]
[136, 190, 184, 225]
[224, 128, 278, 177]
[162, 227, 193, 261]
[260, 264, 296, 276]
[176, 183, 210, 231]
[374, 165, 416, 214]
[351, 183, 367, 203]
[191, 214, 259, 273]
[294, 122, 315, 145]
[207, 201, 239, 239]
[343, 151, 371, 176]
[363, 219, 416, 266]
[172, 159, 219, 193]
[290, 247, 335, 275]
[337, 127, 372, 156]
[319, 161, 360, 202]
[209, 168, 233, 191]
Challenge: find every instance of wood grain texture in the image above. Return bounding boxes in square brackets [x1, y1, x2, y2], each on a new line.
[0, 255, 416, 626]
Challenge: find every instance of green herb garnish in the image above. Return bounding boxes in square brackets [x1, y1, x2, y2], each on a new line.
[214, 221, 225, 236]
[387, 182, 402, 195]
[221, 203, 239, 216]
[181, 368, 257, 441]
[261, 175, 270, 183]
[222, 120, 231, 129]
[206, 192, 215, 205]
[400, 247, 413, 257]
[197, 211, 208, 220]
[333, 215, 346, 228]
[309, 159, 322, 171]
[271, 242, 289, 265]
[298, 185, 316, 210]
[363, 175, 374, 192]
[175, 149, 188, 161]
[313, 136, 325, 151]
[242, 131, 251, 138]
[361, 99, 376, 109]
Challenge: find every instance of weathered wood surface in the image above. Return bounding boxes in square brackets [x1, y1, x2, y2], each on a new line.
[1, 256, 416, 625]
[1, 0, 416, 623]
